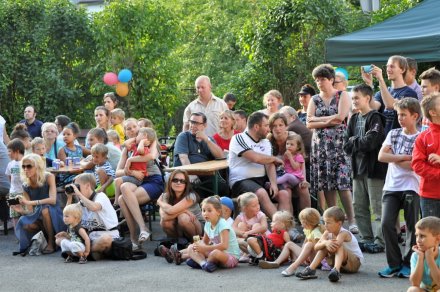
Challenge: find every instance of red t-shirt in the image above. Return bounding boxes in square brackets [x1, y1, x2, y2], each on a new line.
[128, 144, 150, 176]
[213, 130, 239, 151]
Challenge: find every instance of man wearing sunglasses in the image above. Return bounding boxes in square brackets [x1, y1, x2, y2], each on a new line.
[173, 112, 228, 197]
[182, 75, 228, 137]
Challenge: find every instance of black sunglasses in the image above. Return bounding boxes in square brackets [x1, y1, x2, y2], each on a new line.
[22, 164, 34, 170]
[189, 120, 204, 125]
[171, 178, 187, 184]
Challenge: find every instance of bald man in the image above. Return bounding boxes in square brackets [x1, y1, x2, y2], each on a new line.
[182, 75, 228, 137]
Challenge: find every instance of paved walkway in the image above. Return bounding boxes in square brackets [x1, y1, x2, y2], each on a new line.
[0, 221, 409, 292]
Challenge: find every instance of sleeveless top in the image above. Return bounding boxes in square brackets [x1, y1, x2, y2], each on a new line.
[63, 145, 83, 158]
[23, 178, 50, 201]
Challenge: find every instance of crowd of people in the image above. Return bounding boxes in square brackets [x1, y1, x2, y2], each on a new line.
[1, 55, 440, 291]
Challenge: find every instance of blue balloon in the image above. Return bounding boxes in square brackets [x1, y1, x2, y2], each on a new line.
[335, 67, 349, 80]
[118, 69, 132, 83]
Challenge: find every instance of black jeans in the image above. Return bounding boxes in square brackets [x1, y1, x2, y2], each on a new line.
[381, 190, 420, 267]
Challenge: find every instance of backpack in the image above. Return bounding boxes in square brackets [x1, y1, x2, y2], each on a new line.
[110, 237, 147, 260]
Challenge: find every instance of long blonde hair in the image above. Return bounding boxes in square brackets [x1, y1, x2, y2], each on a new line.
[21, 154, 48, 187]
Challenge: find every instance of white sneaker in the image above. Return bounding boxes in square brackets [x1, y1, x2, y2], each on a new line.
[132, 243, 142, 251]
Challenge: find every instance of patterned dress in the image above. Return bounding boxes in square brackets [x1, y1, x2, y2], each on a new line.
[310, 93, 351, 192]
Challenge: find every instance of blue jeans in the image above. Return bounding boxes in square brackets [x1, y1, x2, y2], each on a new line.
[420, 197, 440, 218]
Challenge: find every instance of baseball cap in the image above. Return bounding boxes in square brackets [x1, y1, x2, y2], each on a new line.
[220, 197, 234, 213]
[298, 85, 316, 96]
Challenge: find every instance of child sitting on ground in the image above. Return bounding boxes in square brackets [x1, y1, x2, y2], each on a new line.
[246, 210, 293, 265]
[258, 208, 326, 276]
[113, 127, 155, 207]
[232, 192, 268, 263]
[107, 130, 121, 150]
[91, 143, 115, 197]
[296, 206, 364, 282]
[408, 216, 440, 292]
[186, 196, 240, 273]
[220, 196, 234, 226]
[276, 134, 309, 189]
[6, 139, 26, 230]
[110, 108, 126, 144]
[55, 203, 90, 264]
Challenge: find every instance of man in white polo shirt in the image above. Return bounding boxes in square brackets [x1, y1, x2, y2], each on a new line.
[228, 111, 290, 218]
[183, 75, 228, 137]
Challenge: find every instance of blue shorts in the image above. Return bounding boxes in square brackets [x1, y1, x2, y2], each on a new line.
[140, 174, 164, 200]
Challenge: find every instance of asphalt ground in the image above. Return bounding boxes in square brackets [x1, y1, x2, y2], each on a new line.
[0, 221, 409, 292]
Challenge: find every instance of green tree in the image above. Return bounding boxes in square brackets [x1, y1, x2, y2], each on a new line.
[0, 0, 95, 128]
[91, 0, 182, 136]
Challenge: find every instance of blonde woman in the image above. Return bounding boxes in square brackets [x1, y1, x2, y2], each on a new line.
[260, 90, 283, 117]
[13, 154, 65, 255]
[213, 110, 238, 151]
[41, 122, 60, 160]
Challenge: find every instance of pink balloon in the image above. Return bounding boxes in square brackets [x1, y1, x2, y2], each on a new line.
[103, 72, 118, 86]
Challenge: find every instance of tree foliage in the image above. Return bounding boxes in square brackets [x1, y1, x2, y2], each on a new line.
[0, 0, 95, 128]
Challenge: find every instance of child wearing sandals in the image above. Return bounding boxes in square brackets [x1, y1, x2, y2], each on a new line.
[232, 192, 268, 263]
[246, 210, 293, 265]
[55, 204, 90, 264]
[276, 134, 309, 189]
[296, 206, 364, 282]
[186, 196, 240, 273]
[259, 208, 326, 276]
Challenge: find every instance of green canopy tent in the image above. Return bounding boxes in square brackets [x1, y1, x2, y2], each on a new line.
[325, 0, 440, 66]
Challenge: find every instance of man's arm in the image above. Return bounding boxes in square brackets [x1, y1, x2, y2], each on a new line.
[241, 149, 283, 165]
[197, 131, 224, 159]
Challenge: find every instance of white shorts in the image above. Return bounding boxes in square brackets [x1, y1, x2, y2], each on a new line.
[61, 239, 85, 256]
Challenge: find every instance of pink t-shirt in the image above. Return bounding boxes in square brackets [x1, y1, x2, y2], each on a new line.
[283, 153, 305, 181]
[236, 211, 269, 235]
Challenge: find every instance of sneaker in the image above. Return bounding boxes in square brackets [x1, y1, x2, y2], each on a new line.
[289, 228, 305, 243]
[249, 256, 263, 266]
[358, 242, 366, 252]
[132, 243, 142, 252]
[202, 261, 218, 273]
[186, 259, 201, 269]
[78, 256, 87, 264]
[64, 255, 74, 263]
[364, 243, 384, 254]
[170, 244, 182, 265]
[328, 268, 341, 282]
[378, 266, 401, 278]
[258, 260, 279, 269]
[239, 254, 250, 263]
[397, 265, 410, 278]
[321, 258, 332, 271]
[296, 266, 318, 279]
[158, 245, 173, 263]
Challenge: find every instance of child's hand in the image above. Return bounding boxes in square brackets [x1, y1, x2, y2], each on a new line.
[426, 245, 438, 260]
[412, 245, 425, 257]
[326, 239, 340, 253]
[284, 151, 292, 160]
[428, 153, 440, 165]
[55, 231, 68, 239]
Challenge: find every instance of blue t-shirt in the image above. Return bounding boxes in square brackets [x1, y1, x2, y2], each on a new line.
[410, 250, 440, 291]
[374, 86, 418, 135]
[173, 131, 215, 167]
[204, 218, 240, 259]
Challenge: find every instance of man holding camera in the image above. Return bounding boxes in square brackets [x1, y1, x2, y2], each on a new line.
[64, 173, 119, 259]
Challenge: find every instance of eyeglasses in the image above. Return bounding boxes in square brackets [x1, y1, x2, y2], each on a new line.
[171, 178, 187, 184]
[189, 120, 204, 126]
[22, 164, 34, 170]
[44, 130, 57, 133]
[334, 80, 342, 84]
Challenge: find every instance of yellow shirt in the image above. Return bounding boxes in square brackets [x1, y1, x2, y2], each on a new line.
[304, 226, 323, 242]
[112, 124, 125, 144]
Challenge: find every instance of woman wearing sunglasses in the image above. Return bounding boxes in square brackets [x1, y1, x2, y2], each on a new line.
[157, 170, 203, 242]
[13, 154, 65, 255]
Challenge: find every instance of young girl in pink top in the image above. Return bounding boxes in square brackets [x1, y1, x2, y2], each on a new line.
[277, 134, 309, 189]
[232, 192, 268, 262]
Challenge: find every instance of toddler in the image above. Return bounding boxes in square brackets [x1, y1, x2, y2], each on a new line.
[259, 208, 325, 276]
[408, 216, 440, 292]
[110, 108, 125, 144]
[91, 143, 115, 197]
[55, 204, 90, 264]
[246, 210, 293, 265]
[232, 192, 268, 262]
[107, 129, 121, 150]
[277, 134, 309, 189]
[6, 139, 26, 229]
[31, 137, 54, 168]
[186, 196, 240, 272]
[296, 206, 364, 282]
[220, 196, 234, 226]
[113, 127, 155, 207]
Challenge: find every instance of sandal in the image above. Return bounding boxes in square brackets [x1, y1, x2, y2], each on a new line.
[349, 224, 359, 234]
[78, 256, 87, 264]
[138, 231, 151, 244]
[65, 256, 74, 263]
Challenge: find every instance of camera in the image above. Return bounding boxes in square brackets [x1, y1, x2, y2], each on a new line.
[362, 65, 373, 74]
[7, 198, 20, 206]
[65, 183, 80, 194]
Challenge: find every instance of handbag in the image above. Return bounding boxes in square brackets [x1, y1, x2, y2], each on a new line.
[28, 231, 48, 256]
